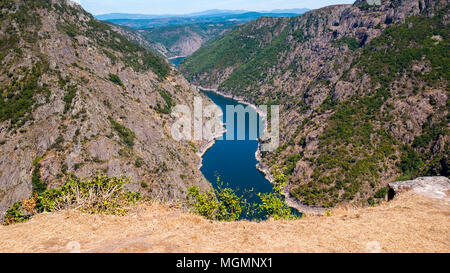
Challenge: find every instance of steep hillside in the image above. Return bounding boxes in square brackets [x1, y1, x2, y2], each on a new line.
[110, 23, 235, 58]
[180, 0, 449, 208]
[140, 23, 234, 58]
[0, 0, 212, 220]
[103, 10, 309, 58]
[106, 23, 168, 57]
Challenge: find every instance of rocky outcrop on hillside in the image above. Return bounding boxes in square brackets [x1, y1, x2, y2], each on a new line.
[0, 0, 212, 220]
[107, 23, 169, 57]
[142, 24, 234, 58]
[180, 0, 449, 208]
[167, 28, 203, 57]
[389, 176, 450, 201]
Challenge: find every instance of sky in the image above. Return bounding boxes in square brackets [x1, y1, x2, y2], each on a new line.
[74, 0, 355, 16]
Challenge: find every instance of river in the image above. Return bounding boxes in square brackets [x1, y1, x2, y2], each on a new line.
[168, 56, 186, 68]
[169, 58, 299, 218]
[199, 90, 274, 204]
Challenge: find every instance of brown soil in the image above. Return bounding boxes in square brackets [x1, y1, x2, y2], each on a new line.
[0, 192, 448, 253]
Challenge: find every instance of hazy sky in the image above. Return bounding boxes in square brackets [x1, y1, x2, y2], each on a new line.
[74, 0, 355, 15]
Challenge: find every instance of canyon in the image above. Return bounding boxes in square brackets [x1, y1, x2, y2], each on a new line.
[180, 0, 449, 208]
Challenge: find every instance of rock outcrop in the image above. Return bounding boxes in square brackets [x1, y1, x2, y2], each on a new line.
[389, 177, 450, 201]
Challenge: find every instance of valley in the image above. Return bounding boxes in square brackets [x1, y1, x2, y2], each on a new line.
[0, 0, 448, 254]
[180, 0, 449, 209]
[99, 9, 308, 58]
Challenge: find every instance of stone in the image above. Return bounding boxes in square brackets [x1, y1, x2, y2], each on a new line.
[388, 177, 450, 201]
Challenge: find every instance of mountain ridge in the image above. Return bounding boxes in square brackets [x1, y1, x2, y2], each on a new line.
[95, 9, 310, 20]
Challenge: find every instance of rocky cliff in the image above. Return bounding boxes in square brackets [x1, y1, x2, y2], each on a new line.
[107, 23, 169, 58]
[389, 176, 450, 200]
[142, 24, 234, 58]
[0, 0, 212, 220]
[180, 0, 449, 208]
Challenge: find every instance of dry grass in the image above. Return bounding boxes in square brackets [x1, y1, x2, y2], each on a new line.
[0, 192, 449, 253]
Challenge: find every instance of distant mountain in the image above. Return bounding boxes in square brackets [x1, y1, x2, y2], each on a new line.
[101, 9, 309, 58]
[95, 8, 309, 21]
[263, 8, 310, 14]
[95, 10, 248, 20]
[101, 11, 308, 30]
[185, 9, 250, 17]
[95, 13, 169, 20]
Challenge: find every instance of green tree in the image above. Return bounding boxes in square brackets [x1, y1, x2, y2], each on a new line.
[258, 169, 298, 220]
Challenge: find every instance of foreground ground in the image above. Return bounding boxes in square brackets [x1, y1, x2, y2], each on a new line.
[0, 192, 449, 253]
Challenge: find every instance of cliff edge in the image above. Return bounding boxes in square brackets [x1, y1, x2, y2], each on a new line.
[0, 177, 448, 253]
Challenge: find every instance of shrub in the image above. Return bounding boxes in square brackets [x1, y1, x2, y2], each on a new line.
[292, 28, 311, 43]
[135, 157, 144, 168]
[332, 36, 360, 51]
[257, 191, 295, 220]
[187, 186, 221, 220]
[63, 85, 77, 114]
[108, 117, 136, 147]
[374, 187, 389, 199]
[187, 171, 299, 221]
[108, 73, 124, 87]
[154, 89, 174, 114]
[399, 145, 424, 177]
[298, 136, 307, 148]
[283, 153, 302, 175]
[50, 135, 65, 151]
[0, 62, 49, 125]
[258, 169, 298, 220]
[31, 162, 47, 193]
[187, 182, 244, 222]
[4, 175, 142, 225]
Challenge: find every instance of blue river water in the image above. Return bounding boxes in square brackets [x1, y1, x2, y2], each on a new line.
[200, 90, 274, 203]
[169, 56, 186, 68]
[169, 57, 300, 218]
